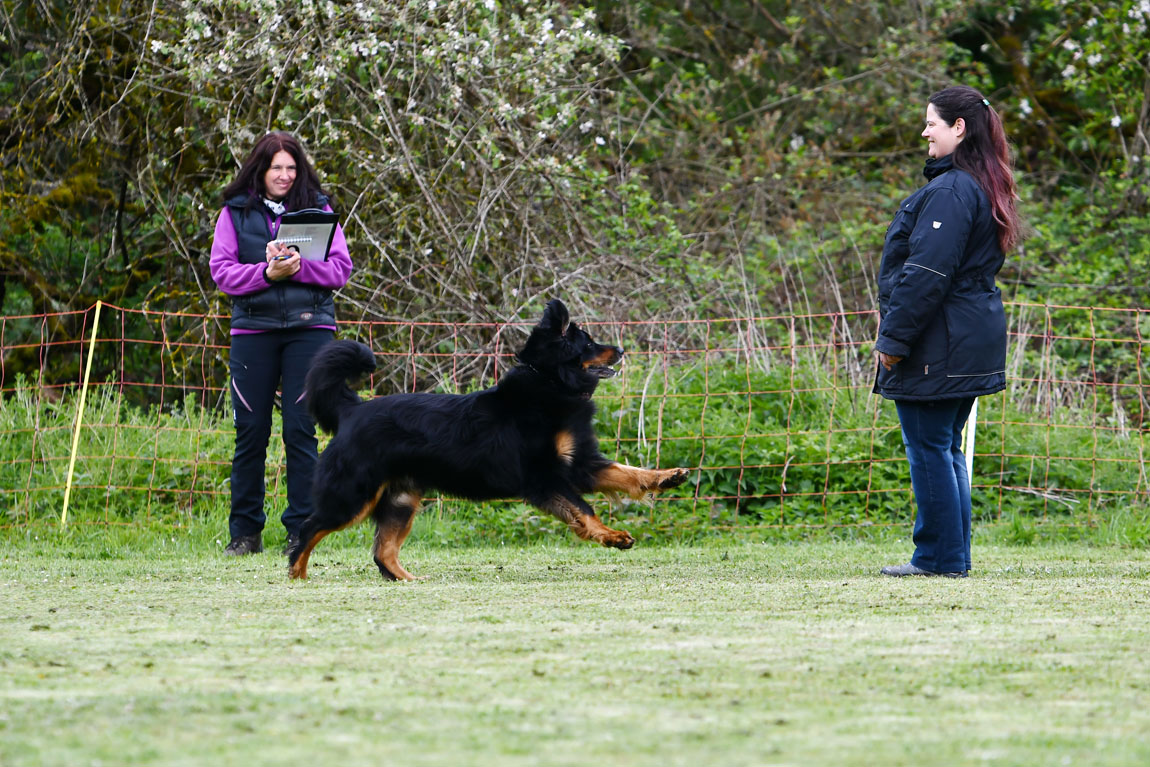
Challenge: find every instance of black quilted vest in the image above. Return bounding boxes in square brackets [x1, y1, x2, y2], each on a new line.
[225, 193, 337, 331]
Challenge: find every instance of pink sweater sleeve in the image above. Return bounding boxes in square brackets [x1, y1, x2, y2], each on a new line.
[208, 209, 270, 296]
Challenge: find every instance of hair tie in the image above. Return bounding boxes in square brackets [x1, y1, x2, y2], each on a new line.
[982, 98, 990, 108]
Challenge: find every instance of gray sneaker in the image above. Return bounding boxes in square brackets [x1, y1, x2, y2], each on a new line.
[224, 534, 263, 556]
[880, 562, 967, 578]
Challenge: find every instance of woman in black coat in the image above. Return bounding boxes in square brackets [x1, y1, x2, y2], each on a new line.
[874, 86, 1021, 577]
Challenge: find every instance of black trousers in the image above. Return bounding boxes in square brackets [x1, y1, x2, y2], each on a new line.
[227, 328, 333, 540]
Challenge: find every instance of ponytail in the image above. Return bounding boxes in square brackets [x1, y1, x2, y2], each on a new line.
[928, 86, 1021, 252]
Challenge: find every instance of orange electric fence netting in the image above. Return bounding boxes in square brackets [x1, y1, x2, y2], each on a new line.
[1, 301, 1148, 531]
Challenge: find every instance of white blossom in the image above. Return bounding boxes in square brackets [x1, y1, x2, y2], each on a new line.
[1110, 115, 1122, 128]
[579, 120, 593, 133]
[1019, 99, 1033, 116]
[595, 136, 605, 145]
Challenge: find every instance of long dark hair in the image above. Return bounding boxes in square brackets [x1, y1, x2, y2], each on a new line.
[221, 131, 328, 211]
[928, 85, 1021, 252]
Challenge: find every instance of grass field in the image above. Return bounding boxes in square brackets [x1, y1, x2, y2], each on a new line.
[3, 529, 1150, 767]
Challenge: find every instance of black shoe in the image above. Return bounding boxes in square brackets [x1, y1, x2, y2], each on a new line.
[283, 533, 300, 556]
[224, 534, 263, 556]
[880, 562, 967, 578]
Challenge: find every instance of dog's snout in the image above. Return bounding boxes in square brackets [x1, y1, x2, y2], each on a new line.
[583, 345, 624, 373]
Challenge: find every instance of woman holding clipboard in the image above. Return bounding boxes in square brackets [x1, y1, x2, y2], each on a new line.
[209, 131, 353, 556]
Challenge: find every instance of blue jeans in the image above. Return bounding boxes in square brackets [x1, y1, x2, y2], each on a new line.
[895, 397, 976, 573]
[228, 328, 333, 540]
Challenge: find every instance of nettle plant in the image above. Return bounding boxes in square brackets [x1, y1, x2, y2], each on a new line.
[154, 1, 685, 342]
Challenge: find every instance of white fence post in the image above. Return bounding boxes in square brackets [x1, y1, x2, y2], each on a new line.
[962, 397, 978, 491]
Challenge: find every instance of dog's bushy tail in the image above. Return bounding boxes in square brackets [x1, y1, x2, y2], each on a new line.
[306, 340, 377, 435]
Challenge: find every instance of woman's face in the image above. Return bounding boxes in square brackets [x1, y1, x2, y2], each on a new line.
[263, 150, 297, 201]
[921, 103, 964, 159]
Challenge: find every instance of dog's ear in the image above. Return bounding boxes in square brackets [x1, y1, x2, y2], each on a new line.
[541, 299, 570, 337]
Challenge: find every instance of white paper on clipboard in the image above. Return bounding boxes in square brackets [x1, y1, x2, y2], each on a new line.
[275, 209, 338, 261]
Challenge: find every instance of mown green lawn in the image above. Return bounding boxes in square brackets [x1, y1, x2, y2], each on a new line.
[2, 534, 1149, 766]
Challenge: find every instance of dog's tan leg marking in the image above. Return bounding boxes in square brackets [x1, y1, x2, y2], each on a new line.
[393, 493, 421, 549]
[555, 431, 576, 465]
[373, 492, 422, 582]
[289, 529, 329, 580]
[592, 463, 690, 499]
[545, 495, 634, 549]
[289, 482, 388, 580]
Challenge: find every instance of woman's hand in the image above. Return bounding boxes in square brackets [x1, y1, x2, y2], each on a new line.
[877, 351, 904, 371]
[265, 241, 301, 281]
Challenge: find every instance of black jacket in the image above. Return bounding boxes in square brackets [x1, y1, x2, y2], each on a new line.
[225, 193, 337, 331]
[873, 155, 1007, 401]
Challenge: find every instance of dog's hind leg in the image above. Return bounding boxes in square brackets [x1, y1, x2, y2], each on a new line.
[591, 463, 690, 499]
[371, 490, 423, 581]
[289, 483, 388, 580]
[541, 492, 634, 550]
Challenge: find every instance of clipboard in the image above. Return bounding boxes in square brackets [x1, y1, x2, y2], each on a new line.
[274, 209, 338, 261]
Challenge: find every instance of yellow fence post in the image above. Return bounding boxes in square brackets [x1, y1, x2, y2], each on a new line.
[61, 300, 103, 527]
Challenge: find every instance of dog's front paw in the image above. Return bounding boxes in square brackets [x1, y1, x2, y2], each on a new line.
[600, 528, 635, 549]
[657, 468, 691, 490]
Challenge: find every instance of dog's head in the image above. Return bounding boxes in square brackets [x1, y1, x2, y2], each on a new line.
[516, 299, 624, 396]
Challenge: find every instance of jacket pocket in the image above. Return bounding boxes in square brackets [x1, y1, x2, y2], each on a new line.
[943, 292, 1007, 376]
[234, 288, 281, 321]
[885, 194, 922, 240]
[903, 315, 948, 373]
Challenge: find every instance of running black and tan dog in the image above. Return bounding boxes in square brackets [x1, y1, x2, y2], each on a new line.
[288, 299, 690, 581]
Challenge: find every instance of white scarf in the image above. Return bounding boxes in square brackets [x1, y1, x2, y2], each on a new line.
[262, 197, 286, 216]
